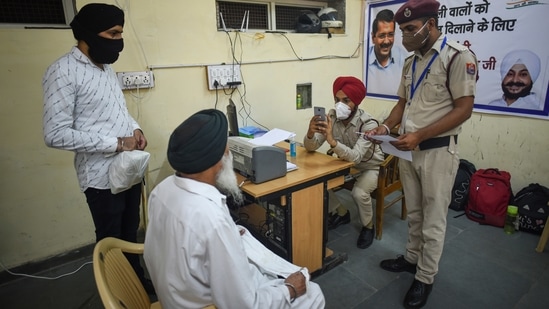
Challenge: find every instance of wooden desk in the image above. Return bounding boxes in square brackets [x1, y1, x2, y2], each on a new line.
[235, 143, 353, 275]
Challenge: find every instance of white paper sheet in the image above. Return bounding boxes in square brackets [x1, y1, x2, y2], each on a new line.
[286, 161, 298, 172]
[249, 128, 295, 146]
[368, 134, 412, 162]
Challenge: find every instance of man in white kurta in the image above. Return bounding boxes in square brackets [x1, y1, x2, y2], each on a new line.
[144, 109, 325, 309]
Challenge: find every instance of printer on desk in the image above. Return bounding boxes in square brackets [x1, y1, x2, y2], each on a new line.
[228, 136, 287, 184]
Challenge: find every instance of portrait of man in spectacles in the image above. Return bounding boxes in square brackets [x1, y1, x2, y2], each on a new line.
[366, 9, 409, 96]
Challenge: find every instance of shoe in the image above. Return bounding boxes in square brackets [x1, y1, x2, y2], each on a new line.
[404, 279, 433, 309]
[380, 255, 417, 274]
[327, 211, 350, 230]
[357, 226, 374, 249]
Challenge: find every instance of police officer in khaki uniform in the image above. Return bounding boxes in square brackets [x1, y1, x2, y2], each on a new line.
[366, 0, 477, 308]
[304, 76, 384, 249]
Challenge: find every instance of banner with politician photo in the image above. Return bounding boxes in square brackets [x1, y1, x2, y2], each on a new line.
[363, 0, 549, 120]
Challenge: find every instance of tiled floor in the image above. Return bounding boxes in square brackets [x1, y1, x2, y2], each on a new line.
[1, 190, 548, 308]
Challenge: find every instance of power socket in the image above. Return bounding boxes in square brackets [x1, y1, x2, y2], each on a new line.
[206, 64, 242, 90]
[116, 71, 155, 90]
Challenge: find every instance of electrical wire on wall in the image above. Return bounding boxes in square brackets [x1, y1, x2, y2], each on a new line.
[221, 30, 270, 131]
[128, 84, 153, 122]
[216, 28, 363, 132]
[110, 0, 363, 129]
[274, 31, 363, 61]
[114, 0, 153, 122]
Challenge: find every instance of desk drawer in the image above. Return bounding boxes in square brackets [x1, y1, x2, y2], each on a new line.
[327, 175, 345, 190]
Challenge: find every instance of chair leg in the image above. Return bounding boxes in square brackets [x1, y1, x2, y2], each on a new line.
[375, 195, 385, 240]
[400, 193, 406, 220]
[536, 222, 549, 253]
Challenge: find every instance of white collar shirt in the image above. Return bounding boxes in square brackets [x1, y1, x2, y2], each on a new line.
[144, 176, 299, 309]
[367, 45, 407, 95]
[397, 36, 477, 136]
[488, 93, 540, 110]
[42, 47, 140, 191]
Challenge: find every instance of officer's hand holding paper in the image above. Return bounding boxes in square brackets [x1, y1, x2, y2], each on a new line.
[362, 134, 412, 162]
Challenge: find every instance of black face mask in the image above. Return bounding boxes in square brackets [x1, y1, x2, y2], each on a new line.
[86, 35, 124, 64]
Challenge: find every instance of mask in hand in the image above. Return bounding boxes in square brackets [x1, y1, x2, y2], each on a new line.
[335, 102, 352, 120]
[402, 21, 429, 52]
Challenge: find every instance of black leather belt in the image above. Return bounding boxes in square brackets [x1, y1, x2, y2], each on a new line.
[418, 135, 457, 151]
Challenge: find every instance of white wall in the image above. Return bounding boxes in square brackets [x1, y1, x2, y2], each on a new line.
[0, 0, 547, 269]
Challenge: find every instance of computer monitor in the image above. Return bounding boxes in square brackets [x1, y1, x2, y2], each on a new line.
[227, 99, 239, 137]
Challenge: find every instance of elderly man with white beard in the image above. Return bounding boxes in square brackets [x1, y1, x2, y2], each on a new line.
[143, 109, 325, 309]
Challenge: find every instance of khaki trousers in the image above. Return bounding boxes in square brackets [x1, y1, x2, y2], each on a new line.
[329, 168, 379, 227]
[399, 142, 459, 284]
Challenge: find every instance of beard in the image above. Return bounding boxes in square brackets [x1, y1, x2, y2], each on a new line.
[502, 81, 533, 100]
[215, 152, 244, 205]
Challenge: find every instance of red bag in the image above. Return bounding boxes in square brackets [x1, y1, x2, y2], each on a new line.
[466, 168, 512, 227]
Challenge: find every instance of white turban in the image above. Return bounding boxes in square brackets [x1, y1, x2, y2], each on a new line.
[500, 49, 541, 82]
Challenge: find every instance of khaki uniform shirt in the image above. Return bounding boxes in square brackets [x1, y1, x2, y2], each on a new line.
[397, 35, 477, 136]
[304, 109, 384, 170]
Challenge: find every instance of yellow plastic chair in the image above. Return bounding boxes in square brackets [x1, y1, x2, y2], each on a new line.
[93, 237, 216, 309]
[93, 237, 162, 309]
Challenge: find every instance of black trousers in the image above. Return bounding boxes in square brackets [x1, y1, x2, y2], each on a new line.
[84, 182, 145, 279]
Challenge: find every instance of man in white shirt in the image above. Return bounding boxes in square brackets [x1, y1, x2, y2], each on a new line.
[144, 109, 325, 308]
[489, 49, 541, 110]
[42, 3, 151, 293]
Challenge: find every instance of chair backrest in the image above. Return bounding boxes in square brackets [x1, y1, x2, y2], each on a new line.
[377, 154, 401, 193]
[93, 237, 153, 309]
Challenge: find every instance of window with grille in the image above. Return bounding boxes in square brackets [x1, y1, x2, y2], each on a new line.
[0, 0, 76, 28]
[216, 0, 334, 32]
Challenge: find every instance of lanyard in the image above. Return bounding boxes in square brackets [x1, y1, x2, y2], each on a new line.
[410, 36, 447, 100]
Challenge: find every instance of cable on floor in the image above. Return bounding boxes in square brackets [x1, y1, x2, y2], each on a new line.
[0, 259, 93, 280]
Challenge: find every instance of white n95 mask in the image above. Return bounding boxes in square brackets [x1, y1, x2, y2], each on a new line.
[335, 102, 351, 119]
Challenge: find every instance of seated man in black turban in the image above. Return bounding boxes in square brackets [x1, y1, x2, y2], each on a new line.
[144, 109, 325, 308]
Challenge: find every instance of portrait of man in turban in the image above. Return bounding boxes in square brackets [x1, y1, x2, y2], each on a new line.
[489, 49, 542, 110]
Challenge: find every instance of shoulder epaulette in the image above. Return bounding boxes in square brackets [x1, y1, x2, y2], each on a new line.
[446, 40, 469, 53]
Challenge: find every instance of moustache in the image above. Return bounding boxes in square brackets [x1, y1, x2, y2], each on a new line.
[504, 82, 526, 87]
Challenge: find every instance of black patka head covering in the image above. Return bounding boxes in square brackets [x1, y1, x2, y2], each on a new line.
[70, 3, 125, 40]
[168, 109, 229, 174]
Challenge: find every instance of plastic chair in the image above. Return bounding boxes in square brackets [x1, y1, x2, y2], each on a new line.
[93, 237, 217, 309]
[93, 237, 161, 309]
[334, 154, 406, 240]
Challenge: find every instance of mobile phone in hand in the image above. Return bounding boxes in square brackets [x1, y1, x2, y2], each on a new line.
[314, 106, 326, 121]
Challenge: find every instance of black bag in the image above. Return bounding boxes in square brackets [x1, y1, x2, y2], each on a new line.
[513, 183, 549, 234]
[449, 159, 476, 211]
